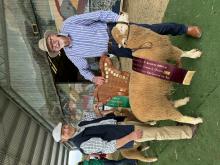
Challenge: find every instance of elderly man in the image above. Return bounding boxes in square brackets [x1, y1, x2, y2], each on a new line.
[39, 10, 202, 85]
[52, 114, 197, 155]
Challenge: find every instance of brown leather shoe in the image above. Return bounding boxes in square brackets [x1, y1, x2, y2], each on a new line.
[186, 26, 202, 38]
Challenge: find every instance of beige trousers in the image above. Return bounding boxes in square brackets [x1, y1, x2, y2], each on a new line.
[123, 121, 192, 142]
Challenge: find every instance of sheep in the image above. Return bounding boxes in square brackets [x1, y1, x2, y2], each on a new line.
[111, 17, 203, 125]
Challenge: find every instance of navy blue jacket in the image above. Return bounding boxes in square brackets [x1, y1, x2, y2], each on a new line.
[70, 116, 134, 154]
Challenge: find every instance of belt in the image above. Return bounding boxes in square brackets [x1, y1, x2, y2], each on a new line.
[108, 26, 114, 51]
[107, 23, 116, 51]
[108, 41, 113, 51]
[107, 23, 116, 36]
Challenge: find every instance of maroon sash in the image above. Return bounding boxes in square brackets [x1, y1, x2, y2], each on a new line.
[132, 57, 194, 85]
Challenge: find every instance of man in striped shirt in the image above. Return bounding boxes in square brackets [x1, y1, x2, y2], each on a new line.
[39, 10, 202, 85]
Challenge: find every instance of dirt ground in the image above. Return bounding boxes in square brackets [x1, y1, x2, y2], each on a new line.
[120, 0, 169, 71]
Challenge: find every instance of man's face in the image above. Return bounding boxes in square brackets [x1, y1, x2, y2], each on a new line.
[47, 34, 65, 53]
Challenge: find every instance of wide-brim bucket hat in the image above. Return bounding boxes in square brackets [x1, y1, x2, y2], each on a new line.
[52, 122, 62, 142]
[38, 31, 60, 58]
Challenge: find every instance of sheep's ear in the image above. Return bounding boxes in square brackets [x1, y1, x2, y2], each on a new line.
[118, 44, 122, 48]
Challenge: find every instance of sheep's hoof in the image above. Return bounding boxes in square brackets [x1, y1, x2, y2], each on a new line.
[149, 121, 157, 125]
[194, 117, 203, 124]
[145, 157, 158, 163]
[174, 97, 190, 108]
[190, 49, 202, 58]
[141, 146, 150, 151]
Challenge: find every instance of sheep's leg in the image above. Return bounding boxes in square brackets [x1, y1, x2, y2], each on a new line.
[170, 47, 202, 64]
[170, 46, 184, 67]
[121, 148, 158, 163]
[147, 99, 202, 125]
[181, 49, 202, 59]
[174, 97, 190, 108]
[175, 116, 203, 125]
[133, 141, 141, 148]
[133, 141, 150, 151]
[140, 145, 150, 151]
[164, 101, 203, 125]
[145, 121, 157, 125]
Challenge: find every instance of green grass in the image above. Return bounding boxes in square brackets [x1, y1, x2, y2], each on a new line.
[140, 0, 220, 164]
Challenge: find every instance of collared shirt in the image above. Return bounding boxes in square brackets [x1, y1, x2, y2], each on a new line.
[82, 111, 98, 121]
[60, 10, 119, 81]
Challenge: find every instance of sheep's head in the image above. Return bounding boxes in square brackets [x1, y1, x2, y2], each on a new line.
[111, 12, 129, 48]
[118, 12, 129, 23]
[113, 23, 156, 51]
[111, 24, 129, 48]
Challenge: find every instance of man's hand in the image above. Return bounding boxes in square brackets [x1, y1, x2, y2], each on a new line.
[93, 104, 102, 118]
[129, 129, 143, 141]
[92, 76, 105, 86]
[94, 102, 103, 108]
[116, 129, 143, 149]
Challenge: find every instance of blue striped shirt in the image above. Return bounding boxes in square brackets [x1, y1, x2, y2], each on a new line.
[60, 11, 119, 81]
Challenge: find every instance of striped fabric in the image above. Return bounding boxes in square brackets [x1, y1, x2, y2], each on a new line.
[60, 10, 119, 81]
